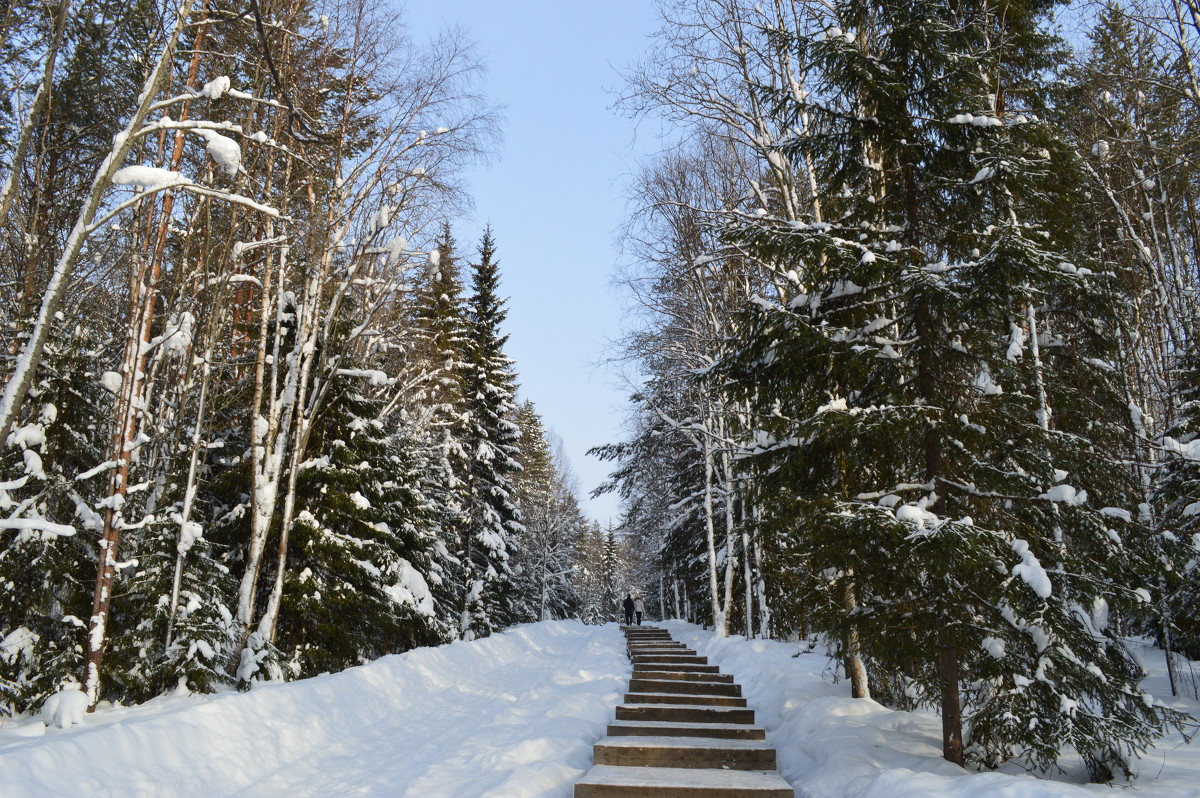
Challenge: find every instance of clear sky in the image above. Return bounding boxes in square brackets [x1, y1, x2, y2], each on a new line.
[401, 2, 664, 526]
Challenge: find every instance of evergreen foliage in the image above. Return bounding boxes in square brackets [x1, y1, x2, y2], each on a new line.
[1154, 346, 1200, 661]
[278, 383, 450, 677]
[510, 401, 583, 622]
[0, 318, 108, 713]
[457, 228, 523, 636]
[711, 0, 1182, 773]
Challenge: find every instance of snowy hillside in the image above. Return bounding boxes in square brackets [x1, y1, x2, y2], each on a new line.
[0, 622, 628, 798]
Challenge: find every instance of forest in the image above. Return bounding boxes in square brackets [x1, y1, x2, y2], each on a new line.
[3, 0, 1200, 787]
[0, 0, 632, 722]
[598, 0, 1200, 781]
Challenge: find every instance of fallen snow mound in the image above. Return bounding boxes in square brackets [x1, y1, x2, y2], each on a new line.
[0, 620, 628, 798]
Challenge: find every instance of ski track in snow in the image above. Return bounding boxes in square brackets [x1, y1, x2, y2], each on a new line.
[662, 621, 1200, 798]
[0, 621, 628, 798]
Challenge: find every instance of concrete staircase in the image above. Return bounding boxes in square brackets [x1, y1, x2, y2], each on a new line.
[574, 626, 792, 797]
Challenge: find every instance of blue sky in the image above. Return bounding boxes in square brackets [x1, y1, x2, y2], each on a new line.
[402, 2, 664, 525]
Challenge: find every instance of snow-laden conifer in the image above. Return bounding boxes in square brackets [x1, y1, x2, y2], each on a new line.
[458, 229, 523, 636]
[510, 401, 583, 622]
[715, 0, 1183, 773]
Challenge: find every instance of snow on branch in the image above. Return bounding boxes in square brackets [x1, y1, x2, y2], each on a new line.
[1, 517, 77, 538]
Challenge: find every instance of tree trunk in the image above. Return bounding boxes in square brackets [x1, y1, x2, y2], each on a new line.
[0, 0, 71, 226]
[702, 418, 726, 635]
[938, 643, 965, 766]
[844, 581, 870, 699]
[0, 0, 198, 441]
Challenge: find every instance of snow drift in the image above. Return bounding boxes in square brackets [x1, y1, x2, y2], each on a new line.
[662, 621, 1200, 798]
[0, 621, 627, 798]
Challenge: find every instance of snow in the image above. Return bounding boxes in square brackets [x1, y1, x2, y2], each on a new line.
[176, 520, 203, 554]
[981, 636, 1007, 659]
[385, 559, 436, 617]
[0, 627, 38, 664]
[112, 166, 192, 190]
[661, 622, 1200, 798]
[385, 236, 408, 264]
[337, 368, 391, 386]
[21, 449, 45, 480]
[99, 371, 123, 395]
[149, 312, 193, 355]
[7, 423, 46, 450]
[0, 621, 627, 797]
[40, 690, 89, 729]
[969, 166, 995, 184]
[1163, 436, 1200, 462]
[1012, 539, 1053, 598]
[194, 129, 242, 176]
[895, 503, 940, 530]
[578, 765, 790, 789]
[194, 76, 232, 100]
[973, 366, 1003, 395]
[0, 518, 76, 538]
[817, 397, 849, 414]
[1039, 484, 1088, 506]
[1006, 321, 1027, 362]
[1100, 507, 1133, 523]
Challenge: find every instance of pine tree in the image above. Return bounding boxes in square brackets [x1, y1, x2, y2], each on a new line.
[601, 526, 620, 623]
[458, 228, 523, 636]
[1154, 345, 1200, 662]
[410, 224, 474, 637]
[511, 401, 583, 622]
[716, 0, 1181, 773]
[0, 319, 104, 714]
[275, 382, 450, 677]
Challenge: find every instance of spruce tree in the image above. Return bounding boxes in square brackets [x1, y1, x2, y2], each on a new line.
[511, 401, 582, 622]
[0, 319, 103, 713]
[276, 382, 450, 677]
[717, 0, 1181, 773]
[459, 228, 523, 636]
[1154, 345, 1200, 662]
[411, 224, 475, 637]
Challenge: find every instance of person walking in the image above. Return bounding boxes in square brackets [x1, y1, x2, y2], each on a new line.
[622, 594, 635, 625]
[633, 595, 645, 626]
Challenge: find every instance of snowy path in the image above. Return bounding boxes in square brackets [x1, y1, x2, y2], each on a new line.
[0, 621, 628, 798]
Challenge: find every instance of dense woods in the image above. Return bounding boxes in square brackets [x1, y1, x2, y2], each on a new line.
[600, 0, 1200, 779]
[0, 0, 627, 716]
[4, 0, 1200, 786]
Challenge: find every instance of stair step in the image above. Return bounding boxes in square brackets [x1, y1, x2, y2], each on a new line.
[592, 735, 777, 770]
[632, 670, 733, 683]
[629, 678, 741, 696]
[631, 661, 716, 673]
[574, 766, 792, 798]
[632, 654, 708, 665]
[628, 646, 695, 654]
[625, 692, 748, 707]
[616, 703, 755, 725]
[607, 720, 766, 740]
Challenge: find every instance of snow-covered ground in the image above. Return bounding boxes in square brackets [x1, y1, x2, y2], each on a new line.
[662, 620, 1200, 798]
[0, 621, 628, 798]
[4, 619, 1196, 798]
